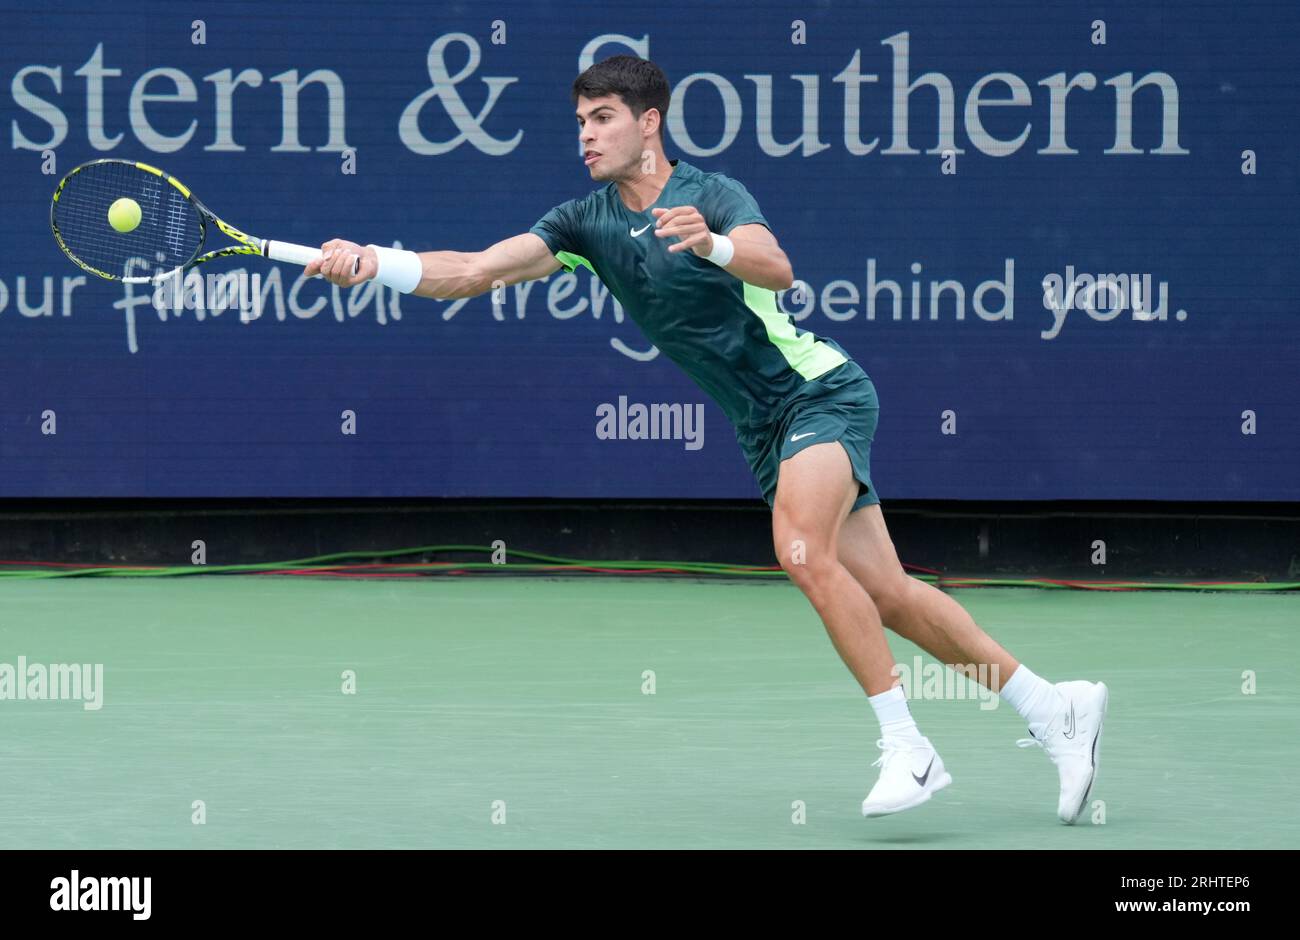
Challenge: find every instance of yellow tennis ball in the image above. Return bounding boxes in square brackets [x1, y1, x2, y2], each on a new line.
[108, 197, 141, 233]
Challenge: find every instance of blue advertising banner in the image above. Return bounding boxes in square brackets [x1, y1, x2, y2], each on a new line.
[2, 1, 1296, 499]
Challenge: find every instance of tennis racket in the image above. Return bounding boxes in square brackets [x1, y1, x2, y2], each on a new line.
[50, 158, 356, 285]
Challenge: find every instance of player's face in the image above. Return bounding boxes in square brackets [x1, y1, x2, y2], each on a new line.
[576, 95, 649, 181]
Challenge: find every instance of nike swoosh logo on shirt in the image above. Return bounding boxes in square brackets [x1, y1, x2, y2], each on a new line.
[790, 432, 816, 442]
[630, 223, 652, 237]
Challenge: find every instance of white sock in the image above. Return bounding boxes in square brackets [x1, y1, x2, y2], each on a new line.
[869, 685, 924, 743]
[999, 664, 1061, 733]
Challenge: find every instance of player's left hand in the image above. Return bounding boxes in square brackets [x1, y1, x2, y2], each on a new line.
[652, 206, 713, 257]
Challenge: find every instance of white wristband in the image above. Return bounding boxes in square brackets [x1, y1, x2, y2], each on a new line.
[367, 244, 423, 293]
[704, 233, 734, 267]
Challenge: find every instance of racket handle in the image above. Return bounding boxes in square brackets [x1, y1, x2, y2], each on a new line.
[262, 240, 361, 275]
[262, 240, 319, 265]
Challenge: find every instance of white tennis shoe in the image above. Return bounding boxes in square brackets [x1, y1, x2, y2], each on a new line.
[861, 735, 952, 817]
[1017, 680, 1109, 824]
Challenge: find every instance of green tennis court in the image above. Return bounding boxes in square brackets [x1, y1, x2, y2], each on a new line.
[2, 576, 1295, 849]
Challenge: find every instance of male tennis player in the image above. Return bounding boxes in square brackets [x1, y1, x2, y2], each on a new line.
[307, 55, 1107, 822]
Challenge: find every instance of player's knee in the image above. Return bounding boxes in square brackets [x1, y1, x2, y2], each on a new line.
[776, 542, 839, 599]
[864, 573, 912, 626]
[774, 524, 817, 569]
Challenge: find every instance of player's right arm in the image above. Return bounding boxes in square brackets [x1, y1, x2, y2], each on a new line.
[305, 234, 563, 299]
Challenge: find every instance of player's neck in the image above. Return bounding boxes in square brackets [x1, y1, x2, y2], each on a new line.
[617, 157, 676, 213]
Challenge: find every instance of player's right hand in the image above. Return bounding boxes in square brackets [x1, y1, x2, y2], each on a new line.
[305, 239, 377, 286]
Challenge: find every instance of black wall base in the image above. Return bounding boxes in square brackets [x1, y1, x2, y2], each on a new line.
[0, 499, 1296, 582]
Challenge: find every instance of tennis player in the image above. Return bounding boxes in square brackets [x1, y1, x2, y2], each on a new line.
[306, 55, 1108, 822]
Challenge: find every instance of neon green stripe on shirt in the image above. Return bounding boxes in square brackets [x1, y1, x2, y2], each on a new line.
[742, 282, 847, 381]
[555, 251, 596, 276]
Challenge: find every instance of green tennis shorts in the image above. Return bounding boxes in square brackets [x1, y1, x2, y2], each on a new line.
[736, 360, 881, 513]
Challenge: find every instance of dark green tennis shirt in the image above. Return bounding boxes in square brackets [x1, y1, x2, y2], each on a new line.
[529, 159, 851, 430]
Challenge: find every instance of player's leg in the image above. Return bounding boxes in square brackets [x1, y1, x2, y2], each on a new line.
[771, 441, 951, 817]
[837, 503, 1108, 824]
[835, 505, 1019, 685]
[771, 441, 895, 697]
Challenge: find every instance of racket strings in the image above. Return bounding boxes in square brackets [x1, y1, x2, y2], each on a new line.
[52, 161, 203, 278]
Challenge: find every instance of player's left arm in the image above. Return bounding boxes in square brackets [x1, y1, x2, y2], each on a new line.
[651, 207, 794, 292]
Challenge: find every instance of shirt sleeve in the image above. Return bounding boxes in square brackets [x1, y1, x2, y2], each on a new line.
[702, 175, 771, 236]
[529, 198, 587, 273]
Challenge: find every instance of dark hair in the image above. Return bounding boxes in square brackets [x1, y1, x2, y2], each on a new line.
[572, 55, 670, 141]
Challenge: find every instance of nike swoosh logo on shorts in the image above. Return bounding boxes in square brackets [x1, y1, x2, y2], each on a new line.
[630, 223, 652, 236]
[790, 432, 816, 442]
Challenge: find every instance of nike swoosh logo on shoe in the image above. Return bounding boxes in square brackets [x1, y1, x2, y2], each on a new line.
[913, 757, 935, 787]
[1063, 703, 1077, 739]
